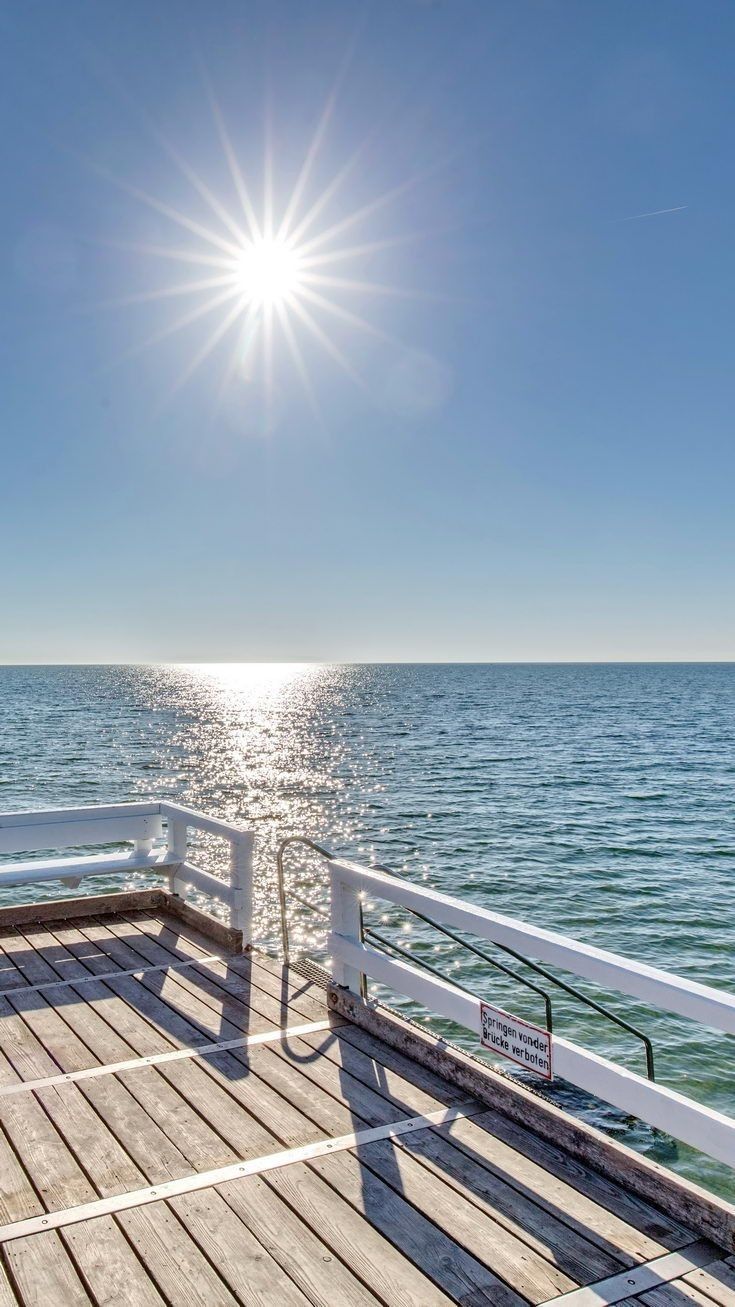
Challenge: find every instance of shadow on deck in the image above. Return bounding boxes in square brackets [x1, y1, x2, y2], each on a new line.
[0, 897, 730, 1307]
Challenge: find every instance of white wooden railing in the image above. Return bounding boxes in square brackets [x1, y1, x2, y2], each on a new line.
[3, 804, 733, 1172]
[325, 856, 735, 1171]
[0, 802, 253, 939]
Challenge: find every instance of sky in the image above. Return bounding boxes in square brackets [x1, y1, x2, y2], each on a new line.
[1, 0, 734, 663]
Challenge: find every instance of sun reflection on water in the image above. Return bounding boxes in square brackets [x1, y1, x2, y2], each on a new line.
[158, 662, 359, 951]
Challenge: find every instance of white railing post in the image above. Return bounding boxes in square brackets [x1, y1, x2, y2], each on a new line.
[166, 812, 188, 897]
[329, 867, 363, 994]
[229, 832, 254, 947]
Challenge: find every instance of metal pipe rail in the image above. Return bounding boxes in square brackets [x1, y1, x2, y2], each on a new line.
[320, 853, 735, 1169]
[277, 837, 558, 1019]
[276, 834, 335, 961]
[363, 922, 554, 1028]
[399, 904, 655, 1081]
[276, 838, 655, 1080]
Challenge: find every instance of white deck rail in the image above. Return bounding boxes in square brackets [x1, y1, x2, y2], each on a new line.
[0, 802, 253, 938]
[326, 857, 735, 1171]
[2, 803, 733, 1173]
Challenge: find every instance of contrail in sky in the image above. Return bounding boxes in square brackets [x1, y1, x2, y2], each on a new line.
[619, 205, 688, 223]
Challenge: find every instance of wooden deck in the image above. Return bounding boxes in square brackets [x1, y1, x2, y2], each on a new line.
[0, 905, 731, 1307]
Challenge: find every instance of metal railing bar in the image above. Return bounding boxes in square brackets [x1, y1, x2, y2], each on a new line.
[385, 908, 554, 1031]
[401, 905, 655, 1081]
[276, 836, 369, 1000]
[289, 891, 330, 921]
[363, 926, 482, 1002]
[277, 839, 654, 1081]
[480, 929, 655, 1081]
[276, 836, 335, 962]
[363, 926, 553, 1038]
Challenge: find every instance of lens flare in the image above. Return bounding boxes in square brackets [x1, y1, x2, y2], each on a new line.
[96, 81, 437, 418]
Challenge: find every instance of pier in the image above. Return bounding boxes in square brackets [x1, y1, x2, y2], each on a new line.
[0, 802, 733, 1305]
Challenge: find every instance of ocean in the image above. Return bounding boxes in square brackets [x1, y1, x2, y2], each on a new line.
[1, 662, 733, 1198]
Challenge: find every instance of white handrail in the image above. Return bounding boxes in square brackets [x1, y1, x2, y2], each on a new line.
[326, 857, 735, 1170]
[0, 802, 254, 943]
[328, 858, 735, 1035]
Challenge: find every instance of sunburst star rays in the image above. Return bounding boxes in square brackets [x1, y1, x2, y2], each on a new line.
[95, 86, 437, 418]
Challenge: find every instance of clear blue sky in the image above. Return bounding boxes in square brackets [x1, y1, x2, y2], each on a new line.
[2, 1, 733, 662]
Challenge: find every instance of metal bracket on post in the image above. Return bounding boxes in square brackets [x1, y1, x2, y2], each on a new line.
[229, 832, 254, 949]
[330, 868, 364, 996]
[165, 814, 187, 898]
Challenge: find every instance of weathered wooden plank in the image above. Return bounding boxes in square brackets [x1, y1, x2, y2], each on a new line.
[540, 1241, 721, 1306]
[330, 986, 735, 1255]
[24, 920, 541, 1303]
[35, 918, 679, 1297]
[0, 1261, 17, 1307]
[5, 912, 726, 1307]
[115, 910, 330, 1016]
[158, 894, 244, 952]
[1, 925, 438, 1307]
[255, 961, 692, 1263]
[357, 1132, 575, 1301]
[32, 913, 699, 1283]
[129, 906, 244, 960]
[113, 916, 475, 1114]
[110, 916, 693, 1274]
[3, 1231, 93, 1307]
[397, 1119, 624, 1284]
[101, 913, 330, 1024]
[310, 1147, 526, 1307]
[0, 971, 246, 1307]
[87, 917, 479, 1131]
[0, 892, 167, 932]
[0, 1079, 238, 1307]
[0, 1052, 306, 1307]
[58, 922, 330, 1083]
[633, 1282, 720, 1306]
[213, 1173, 384, 1307]
[37, 966, 465, 1306]
[2, 926, 363, 1306]
[101, 939, 457, 1126]
[251, 1157, 458, 1307]
[39, 923, 459, 1151]
[243, 1031, 675, 1295]
[424, 1113, 688, 1268]
[681, 1254, 735, 1305]
[452, 1109, 696, 1253]
[0, 1043, 164, 1307]
[69, 959, 570, 1298]
[9, 922, 237, 1048]
[0, 971, 169, 1307]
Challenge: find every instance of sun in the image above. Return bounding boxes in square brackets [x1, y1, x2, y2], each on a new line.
[233, 237, 303, 307]
[100, 83, 424, 413]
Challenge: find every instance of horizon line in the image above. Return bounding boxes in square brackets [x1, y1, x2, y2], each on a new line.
[0, 659, 733, 668]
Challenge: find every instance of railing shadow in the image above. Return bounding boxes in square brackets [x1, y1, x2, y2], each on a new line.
[0, 913, 713, 1301]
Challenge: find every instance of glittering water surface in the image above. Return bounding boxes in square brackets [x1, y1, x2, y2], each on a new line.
[1, 663, 734, 1198]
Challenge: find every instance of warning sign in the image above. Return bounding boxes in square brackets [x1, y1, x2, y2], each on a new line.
[480, 1002, 553, 1080]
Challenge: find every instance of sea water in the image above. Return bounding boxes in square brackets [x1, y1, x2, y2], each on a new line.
[1, 662, 733, 1197]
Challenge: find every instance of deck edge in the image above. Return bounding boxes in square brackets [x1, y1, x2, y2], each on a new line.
[0, 888, 243, 952]
[328, 985, 735, 1254]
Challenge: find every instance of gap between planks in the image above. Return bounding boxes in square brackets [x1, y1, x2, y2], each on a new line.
[0, 1103, 482, 1243]
[35, 913, 704, 1260]
[0, 1018, 341, 1096]
[0, 912, 708, 1305]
